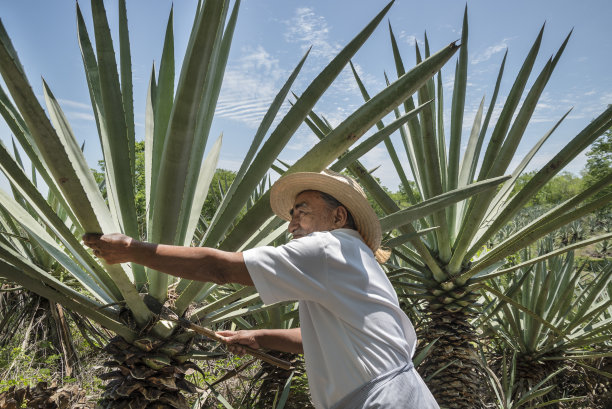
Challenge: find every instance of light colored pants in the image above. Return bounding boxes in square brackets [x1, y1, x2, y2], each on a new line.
[331, 362, 440, 409]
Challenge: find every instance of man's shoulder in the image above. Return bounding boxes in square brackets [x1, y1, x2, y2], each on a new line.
[301, 229, 363, 249]
[329, 228, 362, 240]
[248, 229, 364, 257]
[329, 229, 369, 249]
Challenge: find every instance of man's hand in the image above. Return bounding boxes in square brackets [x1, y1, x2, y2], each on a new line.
[216, 330, 261, 356]
[82, 233, 135, 264]
[217, 328, 303, 355]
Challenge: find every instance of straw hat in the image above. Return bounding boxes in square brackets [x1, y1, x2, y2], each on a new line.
[270, 169, 382, 253]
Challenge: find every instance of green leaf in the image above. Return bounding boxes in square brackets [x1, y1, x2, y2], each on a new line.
[0, 85, 79, 230]
[380, 176, 508, 232]
[191, 286, 257, 320]
[479, 284, 563, 336]
[331, 102, 431, 172]
[149, 0, 229, 300]
[515, 367, 565, 407]
[471, 234, 612, 283]
[448, 5, 469, 194]
[0, 18, 101, 234]
[383, 227, 439, 249]
[348, 60, 416, 204]
[0, 258, 136, 342]
[149, 6, 174, 220]
[200, 39, 309, 258]
[0, 139, 122, 301]
[222, 40, 460, 251]
[90, 0, 138, 238]
[150, 0, 228, 246]
[182, 133, 223, 246]
[388, 23, 426, 196]
[453, 96, 484, 238]
[477, 109, 571, 241]
[274, 370, 295, 409]
[0, 188, 112, 304]
[176, 0, 240, 246]
[118, 0, 135, 178]
[144, 64, 156, 220]
[468, 107, 612, 260]
[1, 21, 151, 318]
[468, 51, 507, 185]
[202, 1, 395, 249]
[449, 25, 546, 274]
[469, 187, 612, 278]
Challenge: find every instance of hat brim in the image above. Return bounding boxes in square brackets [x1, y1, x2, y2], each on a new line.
[270, 172, 381, 252]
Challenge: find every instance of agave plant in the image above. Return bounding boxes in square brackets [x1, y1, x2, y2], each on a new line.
[342, 7, 612, 408]
[596, 239, 610, 258]
[0, 0, 512, 406]
[0, 145, 93, 379]
[478, 252, 612, 405]
[478, 349, 577, 409]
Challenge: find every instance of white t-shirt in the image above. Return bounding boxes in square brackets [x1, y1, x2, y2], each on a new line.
[243, 228, 417, 409]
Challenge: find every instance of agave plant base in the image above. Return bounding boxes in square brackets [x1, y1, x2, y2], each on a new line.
[419, 308, 485, 409]
[97, 335, 202, 409]
[516, 352, 561, 396]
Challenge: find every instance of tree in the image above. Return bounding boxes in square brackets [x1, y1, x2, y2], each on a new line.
[583, 128, 612, 215]
[201, 168, 237, 223]
[584, 129, 612, 182]
[513, 171, 583, 208]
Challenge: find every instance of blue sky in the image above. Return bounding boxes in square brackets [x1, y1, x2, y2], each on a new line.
[1, 0, 611, 191]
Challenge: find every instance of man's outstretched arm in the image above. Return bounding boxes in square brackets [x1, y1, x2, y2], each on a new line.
[82, 233, 253, 286]
[217, 328, 303, 355]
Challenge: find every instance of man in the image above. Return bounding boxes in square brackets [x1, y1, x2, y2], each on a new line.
[84, 170, 439, 408]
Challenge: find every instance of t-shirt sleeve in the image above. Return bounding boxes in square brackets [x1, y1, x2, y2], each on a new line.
[242, 233, 328, 305]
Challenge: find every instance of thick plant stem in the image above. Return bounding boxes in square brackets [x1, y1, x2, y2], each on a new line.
[419, 308, 486, 409]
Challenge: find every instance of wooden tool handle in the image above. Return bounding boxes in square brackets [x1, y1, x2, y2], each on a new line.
[240, 345, 294, 371]
[179, 318, 293, 371]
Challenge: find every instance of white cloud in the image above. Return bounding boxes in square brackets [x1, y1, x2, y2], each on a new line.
[535, 102, 553, 110]
[600, 92, 612, 104]
[67, 111, 95, 121]
[471, 38, 511, 65]
[57, 98, 91, 110]
[52, 98, 96, 123]
[284, 7, 340, 59]
[399, 32, 424, 49]
[215, 45, 290, 128]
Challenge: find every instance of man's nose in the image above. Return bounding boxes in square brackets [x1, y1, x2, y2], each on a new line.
[288, 217, 299, 232]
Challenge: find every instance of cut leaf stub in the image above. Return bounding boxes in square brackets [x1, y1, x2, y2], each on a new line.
[98, 335, 206, 408]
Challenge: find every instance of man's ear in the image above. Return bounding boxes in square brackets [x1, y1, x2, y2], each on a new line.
[333, 206, 348, 228]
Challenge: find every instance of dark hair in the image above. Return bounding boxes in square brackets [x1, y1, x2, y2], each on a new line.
[316, 191, 357, 230]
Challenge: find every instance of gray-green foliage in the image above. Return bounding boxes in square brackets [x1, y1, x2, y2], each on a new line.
[478, 252, 611, 405]
[0, 0, 469, 349]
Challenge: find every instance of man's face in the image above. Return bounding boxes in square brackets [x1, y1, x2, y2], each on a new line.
[288, 191, 337, 239]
